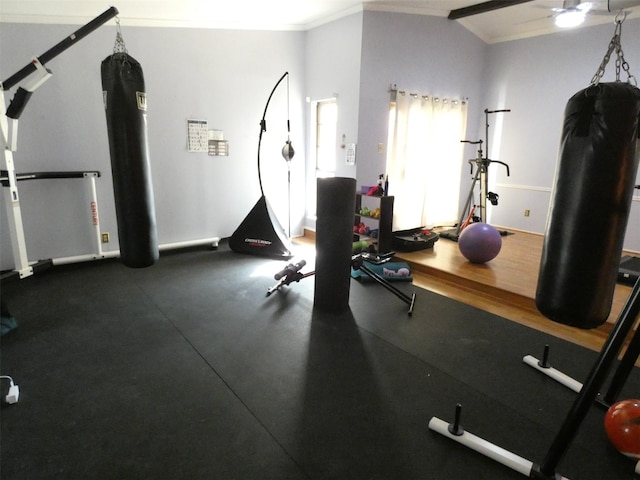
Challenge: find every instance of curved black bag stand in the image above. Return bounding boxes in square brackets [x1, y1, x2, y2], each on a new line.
[101, 53, 159, 268]
[229, 72, 293, 259]
[536, 82, 640, 329]
[229, 195, 292, 258]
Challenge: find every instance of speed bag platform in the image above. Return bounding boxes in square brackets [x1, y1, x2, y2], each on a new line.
[535, 82, 640, 329]
[102, 52, 159, 268]
[229, 195, 293, 258]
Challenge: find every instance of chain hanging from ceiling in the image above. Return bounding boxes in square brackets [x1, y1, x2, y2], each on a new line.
[590, 11, 636, 86]
[112, 16, 128, 55]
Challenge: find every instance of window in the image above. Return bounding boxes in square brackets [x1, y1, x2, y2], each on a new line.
[386, 93, 468, 230]
[315, 99, 337, 177]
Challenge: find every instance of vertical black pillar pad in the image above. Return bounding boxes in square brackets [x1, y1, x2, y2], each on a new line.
[314, 177, 356, 312]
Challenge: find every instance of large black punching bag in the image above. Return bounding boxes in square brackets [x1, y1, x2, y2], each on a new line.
[102, 52, 159, 268]
[536, 82, 640, 329]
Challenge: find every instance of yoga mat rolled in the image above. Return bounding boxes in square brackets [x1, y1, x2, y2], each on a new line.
[102, 53, 159, 268]
[536, 82, 640, 328]
[314, 177, 357, 312]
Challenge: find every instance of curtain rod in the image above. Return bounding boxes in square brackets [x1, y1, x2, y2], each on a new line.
[389, 84, 468, 105]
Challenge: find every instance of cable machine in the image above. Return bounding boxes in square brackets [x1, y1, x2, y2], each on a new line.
[440, 108, 511, 241]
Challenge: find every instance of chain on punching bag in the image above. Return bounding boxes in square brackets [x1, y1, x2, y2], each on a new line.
[101, 22, 158, 268]
[536, 16, 640, 329]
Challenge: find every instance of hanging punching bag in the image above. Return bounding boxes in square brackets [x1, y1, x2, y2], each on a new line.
[101, 52, 159, 268]
[536, 82, 640, 329]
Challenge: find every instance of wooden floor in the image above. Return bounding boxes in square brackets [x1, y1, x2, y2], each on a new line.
[298, 228, 638, 356]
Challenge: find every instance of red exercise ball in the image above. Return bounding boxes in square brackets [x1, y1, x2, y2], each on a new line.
[458, 222, 502, 264]
[604, 399, 640, 460]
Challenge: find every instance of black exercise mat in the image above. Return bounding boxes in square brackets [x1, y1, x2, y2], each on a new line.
[1, 244, 638, 479]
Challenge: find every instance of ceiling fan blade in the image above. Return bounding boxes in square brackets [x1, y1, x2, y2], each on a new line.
[448, 0, 535, 20]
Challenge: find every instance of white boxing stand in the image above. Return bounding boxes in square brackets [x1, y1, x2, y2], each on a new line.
[1, 59, 52, 278]
[427, 404, 556, 478]
[523, 345, 583, 394]
[1, 7, 119, 278]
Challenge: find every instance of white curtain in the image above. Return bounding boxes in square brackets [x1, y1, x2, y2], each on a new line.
[386, 90, 468, 230]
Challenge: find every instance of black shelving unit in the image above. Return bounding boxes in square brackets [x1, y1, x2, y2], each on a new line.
[354, 193, 394, 254]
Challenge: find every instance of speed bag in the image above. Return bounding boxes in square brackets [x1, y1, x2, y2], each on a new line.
[535, 82, 640, 329]
[101, 53, 159, 268]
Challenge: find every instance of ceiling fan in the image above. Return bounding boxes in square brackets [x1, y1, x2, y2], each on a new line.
[539, 0, 640, 28]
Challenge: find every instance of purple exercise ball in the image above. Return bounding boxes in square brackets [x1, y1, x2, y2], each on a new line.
[458, 222, 502, 264]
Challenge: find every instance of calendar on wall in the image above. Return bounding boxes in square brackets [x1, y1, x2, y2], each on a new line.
[187, 119, 208, 153]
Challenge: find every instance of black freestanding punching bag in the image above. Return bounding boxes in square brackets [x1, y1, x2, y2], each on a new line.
[536, 82, 640, 329]
[102, 52, 159, 268]
[314, 177, 357, 312]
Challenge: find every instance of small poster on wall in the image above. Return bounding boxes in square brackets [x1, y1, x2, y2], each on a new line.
[346, 143, 356, 165]
[208, 130, 229, 156]
[187, 119, 208, 152]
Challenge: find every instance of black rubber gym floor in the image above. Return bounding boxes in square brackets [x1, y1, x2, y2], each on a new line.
[1, 242, 638, 479]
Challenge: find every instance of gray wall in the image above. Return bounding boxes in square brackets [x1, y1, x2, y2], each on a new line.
[1, 24, 306, 269]
[304, 12, 363, 231]
[356, 11, 488, 210]
[481, 18, 640, 252]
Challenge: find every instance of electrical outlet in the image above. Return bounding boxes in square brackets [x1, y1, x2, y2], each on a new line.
[101, 232, 110, 243]
[524, 209, 530, 217]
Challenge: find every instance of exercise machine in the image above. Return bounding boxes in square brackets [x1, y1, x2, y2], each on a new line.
[266, 253, 417, 315]
[440, 108, 511, 241]
[0, 8, 119, 278]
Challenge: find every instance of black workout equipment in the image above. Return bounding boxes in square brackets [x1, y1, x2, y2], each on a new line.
[351, 255, 416, 315]
[229, 72, 294, 258]
[314, 177, 357, 313]
[102, 46, 159, 268]
[536, 82, 640, 329]
[230, 196, 292, 258]
[266, 254, 416, 315]
[0, 170, 101, 186]
[266, 260, 313, 296]
[296, 176, 417, 314]
[430, 14, 640, 479]
[618, 254, 640, 285]
[439, 108, 510, 241]
[2, 7, 118, 91]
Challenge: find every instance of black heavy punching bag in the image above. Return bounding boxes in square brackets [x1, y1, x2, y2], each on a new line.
[102, 52, 159, 268]
[536, 82, 640, 329]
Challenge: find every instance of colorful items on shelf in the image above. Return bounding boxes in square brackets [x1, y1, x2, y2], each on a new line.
[358, 206, 381, 218]
[354, 222, 371, 236]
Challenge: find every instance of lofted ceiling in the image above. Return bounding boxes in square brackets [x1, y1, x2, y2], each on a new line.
[0, 0, 639, 43]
